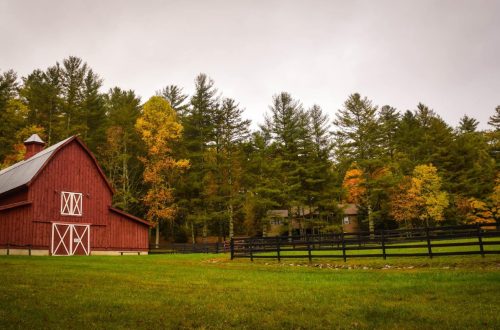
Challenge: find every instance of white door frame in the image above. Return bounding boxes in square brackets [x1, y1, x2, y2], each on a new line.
[51, 223, 91, 256]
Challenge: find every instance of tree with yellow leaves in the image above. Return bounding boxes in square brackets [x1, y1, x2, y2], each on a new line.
[135, 96, 189, 247]
[391, 164, 448, 227]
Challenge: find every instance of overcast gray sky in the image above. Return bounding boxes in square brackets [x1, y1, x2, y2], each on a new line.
[1, 0, 499, 129]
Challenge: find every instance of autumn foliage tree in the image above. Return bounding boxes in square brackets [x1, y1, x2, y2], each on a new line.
[391, 164, 448, 227]
[135, 96, 189, 247]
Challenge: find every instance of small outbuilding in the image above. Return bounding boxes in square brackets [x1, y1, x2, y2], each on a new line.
[0, 135, 151, 256]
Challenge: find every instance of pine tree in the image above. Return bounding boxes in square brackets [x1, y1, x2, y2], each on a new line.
[378, 105, 400, 160]
[0, 70, 26, 163]
[180, 73, 219, 241]
[157, 85, 189, 117]
[99, 88, 144, 214]
[302, 105, 335, 225]
[333, 93, 383, 233]
[458, 115, 479, 133]
[488, 106, 500, 130]
[333, 93, 380, 164]
[262, 92, 308, 236]
[212, 97, 250, 239]
[20, 67, 63, 145]
[81, 69, 106, 152]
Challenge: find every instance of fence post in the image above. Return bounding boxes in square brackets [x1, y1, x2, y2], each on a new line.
[276, 236, 281, 262]
[426, 227, 433, 259]
[7, 244, 9, 256]
[477, 223, 484, 257]
[381, 229, 386, 260]
[216, 242, 219, 254]
[341, 232, 346, 262]
[29, 245, 31, 256]
[249, 238, 254, 262]
[230, 238, 234, 260]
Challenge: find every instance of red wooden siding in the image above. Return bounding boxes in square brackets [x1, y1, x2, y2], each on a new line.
[0, 205, 33, 247]
[29, 142, 113, 225]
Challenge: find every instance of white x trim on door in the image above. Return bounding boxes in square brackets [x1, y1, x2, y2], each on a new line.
[51, 223, 91, 256]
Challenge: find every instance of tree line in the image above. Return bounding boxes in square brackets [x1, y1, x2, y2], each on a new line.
[1, 56, 499, 244]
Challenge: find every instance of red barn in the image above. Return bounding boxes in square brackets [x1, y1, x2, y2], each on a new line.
[0, 134, 150, 256]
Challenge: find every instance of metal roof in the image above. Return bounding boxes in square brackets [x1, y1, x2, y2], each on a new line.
[24, 134, 45, 144]
[0, 136, 73, 196]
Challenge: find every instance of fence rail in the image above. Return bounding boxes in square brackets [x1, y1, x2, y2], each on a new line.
[149, 242, 229, 254]
[230, 223, 500, 261]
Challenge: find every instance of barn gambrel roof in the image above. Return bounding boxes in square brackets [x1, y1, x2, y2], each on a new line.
[0, 136, 113, 196]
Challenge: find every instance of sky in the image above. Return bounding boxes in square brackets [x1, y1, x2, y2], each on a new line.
[1, 0, 499, 129]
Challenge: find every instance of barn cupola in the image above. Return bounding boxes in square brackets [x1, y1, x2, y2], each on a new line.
[24, 134, 45, 160]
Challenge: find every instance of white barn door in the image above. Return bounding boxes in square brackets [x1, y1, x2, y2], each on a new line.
[51, 223, 90, 256]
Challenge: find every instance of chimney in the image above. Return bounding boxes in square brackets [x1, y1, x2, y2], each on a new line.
[24, 134, 45, 160]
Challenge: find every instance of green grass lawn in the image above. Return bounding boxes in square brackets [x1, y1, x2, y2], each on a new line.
[0, 254, 499, 329]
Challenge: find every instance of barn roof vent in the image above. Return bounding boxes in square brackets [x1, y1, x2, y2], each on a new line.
[24, 134, 45, 160]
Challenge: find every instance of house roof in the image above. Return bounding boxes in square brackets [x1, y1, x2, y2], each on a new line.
[267, 209, 289, 218]
[340, 203, 358, 215]
[0, 136, 113, 196]
[109, 207, 152, 227]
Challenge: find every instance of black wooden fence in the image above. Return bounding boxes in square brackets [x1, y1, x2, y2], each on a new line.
[149, 242, 229, 254]
[230, 223, 500, 261]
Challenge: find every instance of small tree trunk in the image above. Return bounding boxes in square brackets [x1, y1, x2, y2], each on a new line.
[191, 221, 195, 244]
[228, 203, 234, 239]
[203, 219, 207, 243]
[155, 222, 160, 248]
[368, 204, 374, 239]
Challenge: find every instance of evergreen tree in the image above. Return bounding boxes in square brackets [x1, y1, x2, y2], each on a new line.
[262, 92, 308, 236]
[20, 67, 63, 145]
[180, 73, 219, 241]
[378, 105, 400, 161]
[81, 69, 106, 151]
[212, 98, 250, 239]
[333, 93, 383, 233]
[157, 85, 189, 117]
[302, 105, 335, 226]
[333, 93, 380, 164]
[458, 115, 479, 133]
[488, 106, 500, 130]
[0, 70, 26, 163]
[99, 88, 144, 214]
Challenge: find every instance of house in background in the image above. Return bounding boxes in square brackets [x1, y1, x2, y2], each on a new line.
[266, 209, 291, 236]
[264, 207, 329, 236]
[0, 134, 151, 256]
[340, 203, 360, 233]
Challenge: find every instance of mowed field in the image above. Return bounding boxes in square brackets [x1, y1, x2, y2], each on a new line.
[0, 254, 499, 329]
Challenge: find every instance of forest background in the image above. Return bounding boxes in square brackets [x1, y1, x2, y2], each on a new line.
[1, 57, 499, 243]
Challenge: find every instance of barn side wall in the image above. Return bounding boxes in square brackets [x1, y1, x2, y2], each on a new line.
[0, 204, 33, 247]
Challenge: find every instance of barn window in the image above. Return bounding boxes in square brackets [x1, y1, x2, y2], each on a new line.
[61, 192, 83, 216]
[343, 216, 350, 225]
